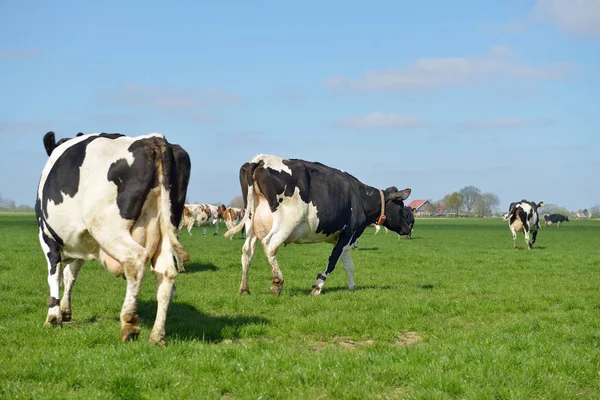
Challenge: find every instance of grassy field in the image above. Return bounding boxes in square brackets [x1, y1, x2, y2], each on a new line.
[1, 213, 599, 399]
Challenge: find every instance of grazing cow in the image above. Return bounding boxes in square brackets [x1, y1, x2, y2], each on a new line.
[224, 154, 412, 296]
[179, 203, 224, 236]
[543, 213, 570, 227]
[221, 206, 245, 240]
[503, 200, 544, 250]
[36, 131, 191, 344]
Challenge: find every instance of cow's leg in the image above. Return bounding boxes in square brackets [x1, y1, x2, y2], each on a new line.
[150, 235, 178, 345]
[94, 229, 148, 342]
[311, 239, 348, 296]
[40, 230, 63, 327]
[202, 226, 207, 236]
[510, 226, 518, 250]
[240, 227, 258, 295]
[557, 221, 561, 228]
[531, 229, 539, 246]
[374, 225, 380, 235]
[214, 221, 218, 236]
[187, 221, 193, 236]
[339, 249, 356, 290]
[262, 216, 299, 296]
[524, 229, 532, 250]
[60, 259, 84, 323]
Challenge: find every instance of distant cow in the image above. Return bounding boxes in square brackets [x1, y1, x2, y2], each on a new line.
[221, 206, 245, 240]
[179, 203, 224, 236]
[544, 213, 570, 227]
[224, 154, 412, 296]
[503, 200, 544, 250]
[36, 131, 190, 344]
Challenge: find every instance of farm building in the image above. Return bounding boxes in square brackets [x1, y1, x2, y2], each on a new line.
[406, 199, 432, 216]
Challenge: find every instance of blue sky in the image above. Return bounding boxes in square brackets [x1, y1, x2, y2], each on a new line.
[1, 0, 598, 211]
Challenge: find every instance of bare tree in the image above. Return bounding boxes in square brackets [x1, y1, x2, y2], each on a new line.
[459, 186, 481, 215]
[229, 195, 245, 208]
[473, 192, 500, 217]
[589, 204, 600, 218]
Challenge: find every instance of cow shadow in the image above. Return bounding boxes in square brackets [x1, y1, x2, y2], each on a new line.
[353, 247, 379, 251]
[180, 262, 218, 273]
[137, 300, 269, 342]
[293, 284, 396, 296]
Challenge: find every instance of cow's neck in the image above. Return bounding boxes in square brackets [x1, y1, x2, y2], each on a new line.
[363, 186, 386, 225]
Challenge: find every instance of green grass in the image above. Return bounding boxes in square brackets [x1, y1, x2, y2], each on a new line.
[1, 214, 599, 399]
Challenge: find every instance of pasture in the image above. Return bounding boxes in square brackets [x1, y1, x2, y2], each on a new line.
[1, 213, 599, 399]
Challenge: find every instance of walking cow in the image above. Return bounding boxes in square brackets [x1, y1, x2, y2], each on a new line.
[36, 131, 191, 344]
[224, 154, 413, 296]
[503, 199, 544, 250]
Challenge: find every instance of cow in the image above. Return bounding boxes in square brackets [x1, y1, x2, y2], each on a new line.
[224, 154, 412, 296]
[36, 131, 191, 344]
[543, 213, 570, 227]
[503, 200, 544, 250]
[179, 203, 224, 236]
[221, 206, 245, 240]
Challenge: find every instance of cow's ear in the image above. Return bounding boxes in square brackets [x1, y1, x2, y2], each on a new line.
[390, 188, 411, 201]
[537, 201, 544, 208]
[412, 208, 417, 212]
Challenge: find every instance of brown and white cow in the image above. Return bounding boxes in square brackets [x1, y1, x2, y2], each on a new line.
[36, 131, 190, 344]
[503, 200, 544, 250]
[224, 154, 412, 296]
[221, 207, 245, 240]
[179, 203, 224, 236]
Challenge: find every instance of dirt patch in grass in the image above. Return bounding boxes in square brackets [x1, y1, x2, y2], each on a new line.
[395, 331, 421, 346]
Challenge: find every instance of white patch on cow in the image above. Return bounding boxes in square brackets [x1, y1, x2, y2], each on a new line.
[250, 154, 292, 175]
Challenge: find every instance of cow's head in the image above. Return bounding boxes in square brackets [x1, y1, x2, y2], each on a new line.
[382, 187, 412, 235]
[217, 204, 227, 219]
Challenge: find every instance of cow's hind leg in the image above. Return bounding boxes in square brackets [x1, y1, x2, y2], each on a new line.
[531, 229, 539, 247]
[95, 230, 148, 342]
[510, 226, 518, 250]
[240, 226, 258, 295]
[60, 259, 85, 323]
[150, 235, 178, 345]
[262, 217, 297, 296]
[40, 230, 63, 327]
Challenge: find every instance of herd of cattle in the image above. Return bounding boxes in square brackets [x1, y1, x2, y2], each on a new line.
[34, 132, 572, 344]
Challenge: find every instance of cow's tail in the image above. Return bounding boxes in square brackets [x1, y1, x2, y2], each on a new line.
[224, 196, 252, 239]
[157, 144, 190, 269]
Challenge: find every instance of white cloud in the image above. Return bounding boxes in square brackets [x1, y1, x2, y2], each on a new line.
[325, 46, 572, 92]
[336, 112, 423, 130]
[533, 0, 600, 36]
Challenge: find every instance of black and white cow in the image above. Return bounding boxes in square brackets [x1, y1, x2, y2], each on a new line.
[503, 199, 544, 250]
[36, 131, 191, 344]
[543, 213, 570, 227]
[224, 154, 412, 296]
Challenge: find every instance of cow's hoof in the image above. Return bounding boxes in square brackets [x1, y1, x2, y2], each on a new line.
[149, 335, 166, 346]
[213, 233, 218, 236]
[270, 279, 284, 296]
[239, 287, 250, 295]
[61, 310, 72, 323]
[43, 314, 61, 328]
[310, 286, 322, 296]
[121, 324, 140, 342]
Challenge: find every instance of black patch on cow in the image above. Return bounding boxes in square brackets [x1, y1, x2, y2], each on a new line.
[107, 138, 160, 220]
[40, 133, 124, 218]
[41, 231, 61, 275]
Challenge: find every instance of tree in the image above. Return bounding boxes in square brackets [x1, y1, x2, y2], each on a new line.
[473, 192, 500, 217]
[459, 186, 481, 214]
[589, 205, 600, 218]
[443, 192, 463, 216]
[0, 196, 16, 210]
[229, 195, 245, 208]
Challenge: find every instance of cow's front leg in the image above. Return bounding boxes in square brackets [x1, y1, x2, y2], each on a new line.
[339, 249, 356, 290]
[311, 239, 347, 296]
[60, 259, 84, 323]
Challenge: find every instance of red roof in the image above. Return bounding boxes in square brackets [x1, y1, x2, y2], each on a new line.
[406, 199, 429, 211]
